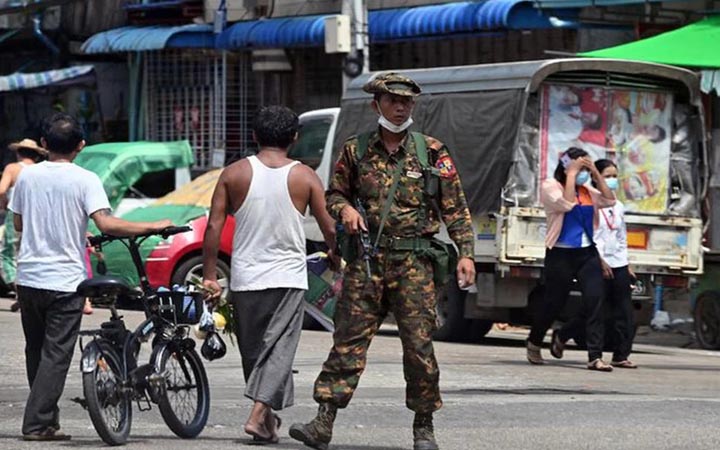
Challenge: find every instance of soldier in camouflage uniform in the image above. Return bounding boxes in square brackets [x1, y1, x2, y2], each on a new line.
[289, 73, 476, 450]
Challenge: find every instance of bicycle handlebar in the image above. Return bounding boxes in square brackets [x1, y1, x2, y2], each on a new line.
[88, 226, 192, 247]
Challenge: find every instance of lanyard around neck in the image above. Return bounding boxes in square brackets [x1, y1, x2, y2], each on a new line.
[600, 208, 616, 230]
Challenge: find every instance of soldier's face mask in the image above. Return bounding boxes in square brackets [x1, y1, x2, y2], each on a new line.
[378, 113, 413, 134]
[373, 96, 414, 134]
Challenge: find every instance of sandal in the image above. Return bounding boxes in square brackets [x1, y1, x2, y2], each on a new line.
[550, 329, 565, 359]
[245, 421, 273, 442]
[23, 428, 71, 441]
[611, 359, 638, 369]
[587, 358, 613, 372]
[526, 340, 544, 365]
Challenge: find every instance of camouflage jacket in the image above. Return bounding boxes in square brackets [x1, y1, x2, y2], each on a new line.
[326, 129, 474, 259]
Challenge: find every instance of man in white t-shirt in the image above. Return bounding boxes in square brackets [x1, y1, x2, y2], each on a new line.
[10, 113, 172, 441]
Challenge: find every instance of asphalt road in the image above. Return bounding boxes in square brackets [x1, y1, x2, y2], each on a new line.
[0, 297, 719, 450]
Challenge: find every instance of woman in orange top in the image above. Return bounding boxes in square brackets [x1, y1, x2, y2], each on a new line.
[526, 147, 615, 371]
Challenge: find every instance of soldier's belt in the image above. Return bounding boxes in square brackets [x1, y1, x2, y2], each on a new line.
[374, 235, 432, 252]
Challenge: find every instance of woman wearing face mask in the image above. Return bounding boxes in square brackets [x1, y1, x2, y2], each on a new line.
[567, 159, 637, 368]
[526, 147, 615, 371]
[550, 159, 638, 368]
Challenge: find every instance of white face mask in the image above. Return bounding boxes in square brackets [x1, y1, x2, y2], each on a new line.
[378, 113, 413, 134]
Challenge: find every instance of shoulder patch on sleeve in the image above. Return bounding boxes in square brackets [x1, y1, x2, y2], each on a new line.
[426, 136, 444, 151]
[436, 154, 457, 178]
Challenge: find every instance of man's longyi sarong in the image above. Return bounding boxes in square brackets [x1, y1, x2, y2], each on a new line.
[230, 288, 305, 410]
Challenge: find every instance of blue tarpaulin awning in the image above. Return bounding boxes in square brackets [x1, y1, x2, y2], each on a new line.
[82, 0, 579, 53]
[81, 24, 214, 54]
[218, 0, 578, 49]
[215, 15, 327, 49]
[124, 0, 186, 10]
[369, 0, 576, 42]
[0, 65, 95, 93]
[533, 0, 695, 7]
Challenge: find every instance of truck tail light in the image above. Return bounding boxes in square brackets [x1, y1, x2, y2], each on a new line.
[627, 228, 649, 249]
[658, 275, 688, 289]
[510, 267, 541, 279]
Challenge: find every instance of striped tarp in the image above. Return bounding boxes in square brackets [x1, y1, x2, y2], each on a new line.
[0, 65, 95, 93]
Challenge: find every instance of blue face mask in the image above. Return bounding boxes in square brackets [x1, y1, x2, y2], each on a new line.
[605, 178, 619, 191]
[575, 170, 590, 186]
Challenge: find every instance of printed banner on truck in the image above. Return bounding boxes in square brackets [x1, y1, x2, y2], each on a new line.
[540, 84, 673, 214]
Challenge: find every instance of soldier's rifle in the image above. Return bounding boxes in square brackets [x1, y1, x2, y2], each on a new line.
[355, 199, 374, 279]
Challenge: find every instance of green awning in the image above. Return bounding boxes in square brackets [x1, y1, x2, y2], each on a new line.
[581, 16, 720, 69]
[75, 140, 195, 209]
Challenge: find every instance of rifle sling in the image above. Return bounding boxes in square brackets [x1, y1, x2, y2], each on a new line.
[373, 157, 406, 250]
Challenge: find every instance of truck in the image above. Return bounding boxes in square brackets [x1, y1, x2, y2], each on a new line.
[292, 59, 708, 343]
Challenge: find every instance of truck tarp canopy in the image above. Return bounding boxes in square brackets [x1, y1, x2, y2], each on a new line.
[335, 92, 524, 215]
[75, 140, 195, 209]
[581, 16, 720, 69]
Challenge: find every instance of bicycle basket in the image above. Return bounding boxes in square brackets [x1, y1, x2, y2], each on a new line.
[156, 290, 203, 325]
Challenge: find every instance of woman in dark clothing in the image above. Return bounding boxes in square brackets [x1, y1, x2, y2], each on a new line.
[526, 147, 615, 371]
[552, 159, 637, 369]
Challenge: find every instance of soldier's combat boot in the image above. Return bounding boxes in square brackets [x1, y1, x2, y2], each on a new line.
[413, 413, 439, 450]
[289, 403, 337, 450]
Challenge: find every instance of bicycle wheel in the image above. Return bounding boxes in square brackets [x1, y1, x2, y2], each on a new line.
[82, 344, 132, 446]
[156, 346, 210, 438]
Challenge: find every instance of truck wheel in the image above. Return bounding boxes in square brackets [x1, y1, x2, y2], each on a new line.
[433, 280, 470, 342]
[694, 291, 720, 350]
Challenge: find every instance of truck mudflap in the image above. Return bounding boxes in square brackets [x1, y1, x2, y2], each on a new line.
[499, 207, 703, 274]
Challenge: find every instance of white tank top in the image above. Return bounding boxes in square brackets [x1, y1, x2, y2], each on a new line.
[230, 156, 307, 291]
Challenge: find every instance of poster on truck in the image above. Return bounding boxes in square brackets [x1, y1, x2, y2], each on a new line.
[540, 84, 672, 214]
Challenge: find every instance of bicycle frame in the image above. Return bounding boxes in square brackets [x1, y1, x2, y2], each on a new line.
[78, 226, 210, 445]
[80, 227, 193, 383]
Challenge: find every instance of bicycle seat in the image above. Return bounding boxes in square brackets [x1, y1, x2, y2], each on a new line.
[77, 276, 135, 298]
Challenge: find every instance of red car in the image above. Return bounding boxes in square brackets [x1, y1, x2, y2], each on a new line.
[145, 213, 235, 289]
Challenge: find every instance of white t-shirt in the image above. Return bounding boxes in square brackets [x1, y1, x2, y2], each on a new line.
[9, 161, 110, 292]
[594, 200, 629, 269]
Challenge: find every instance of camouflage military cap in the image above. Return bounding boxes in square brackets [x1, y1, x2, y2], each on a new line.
[362, 72, 421, 97]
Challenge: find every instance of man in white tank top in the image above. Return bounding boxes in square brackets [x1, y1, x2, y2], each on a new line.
[203, 106, 336, 444]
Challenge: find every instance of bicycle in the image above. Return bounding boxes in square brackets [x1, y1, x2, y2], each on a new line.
[76, 226, 210, 446]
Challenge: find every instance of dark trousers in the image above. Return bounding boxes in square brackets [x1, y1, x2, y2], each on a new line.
[604, 266, 635, 361]
[529, 246, 605, 361]
[558, 266, 635, 361]
[18, 285, 84, 434]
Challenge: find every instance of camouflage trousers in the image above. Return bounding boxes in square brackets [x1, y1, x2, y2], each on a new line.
[313, 249, 443, 414]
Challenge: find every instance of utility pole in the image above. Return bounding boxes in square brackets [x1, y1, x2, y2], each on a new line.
[341, 0, 369, 91]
